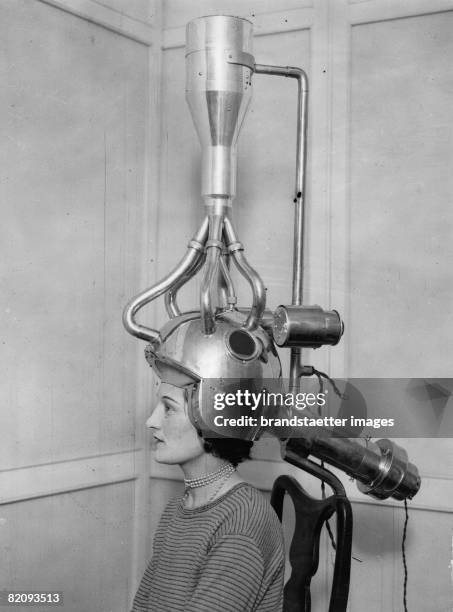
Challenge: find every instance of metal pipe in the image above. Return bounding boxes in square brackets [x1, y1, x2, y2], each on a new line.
[236, 307, 274, 334]
[254, 64, 308, 392]
[123, 217, 208, 342]
[200, 214, 224, 334]
[223, 216, 266, 331]
[165, 250, 206, 318]
[218, 253, 237, 309]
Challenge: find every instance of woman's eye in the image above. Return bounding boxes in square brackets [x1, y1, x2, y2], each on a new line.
[163, 402, 174, 413]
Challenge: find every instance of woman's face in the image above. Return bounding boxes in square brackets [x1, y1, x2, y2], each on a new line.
[146, 382, 204, 465]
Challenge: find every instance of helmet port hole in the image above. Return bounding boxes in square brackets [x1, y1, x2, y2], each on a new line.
[227, 329, 257, 360]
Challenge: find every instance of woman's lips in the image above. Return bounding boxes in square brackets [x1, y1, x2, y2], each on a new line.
[151, 436, 164, 450]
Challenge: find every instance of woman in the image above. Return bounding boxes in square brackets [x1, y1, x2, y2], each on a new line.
[130, 370, 285, 612]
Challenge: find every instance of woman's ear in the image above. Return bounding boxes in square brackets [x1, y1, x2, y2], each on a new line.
[202, 438, 213, 453]
[183, 383, 199, 413]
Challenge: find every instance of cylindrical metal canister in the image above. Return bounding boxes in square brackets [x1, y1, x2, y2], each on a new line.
[273, 304, 344, 348]
[185, 16, 254, 203]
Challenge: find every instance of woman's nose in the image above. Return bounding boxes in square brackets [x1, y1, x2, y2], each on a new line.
[146, 403, 162, 429]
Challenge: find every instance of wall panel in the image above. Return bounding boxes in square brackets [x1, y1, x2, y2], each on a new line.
[338, 4, 453, 611]
[348, 502, 453, 612]
[1, 0, 147, 467]
[349, 11, 453, 378]
[1, 0, 154, 609]
[0, 482, 134, 612]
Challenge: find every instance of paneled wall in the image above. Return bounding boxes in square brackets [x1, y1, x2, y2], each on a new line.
[1, 1, 155, 610]
[148, 2, 453, 612]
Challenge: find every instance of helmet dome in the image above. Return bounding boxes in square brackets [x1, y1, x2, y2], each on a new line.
[145, 310, 282, 440]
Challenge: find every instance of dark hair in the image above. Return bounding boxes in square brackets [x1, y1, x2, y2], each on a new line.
[199, 433, 253, 467]
[185, 385, 254, 467]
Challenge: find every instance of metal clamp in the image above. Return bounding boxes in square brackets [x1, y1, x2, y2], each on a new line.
[188, 239, 205, 252]
[227, 241, 244, 254]
[226, 50, 256, 72]
[205, 239, 223, 250]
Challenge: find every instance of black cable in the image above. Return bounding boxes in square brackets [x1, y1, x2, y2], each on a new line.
[300, 365, 347, 400]
[313, 372, 363, 563]
[320, 471, 337, 550]
[316, 372, 324, 395]
[402, 498, 409, 612]
[313, 373, 338, 555]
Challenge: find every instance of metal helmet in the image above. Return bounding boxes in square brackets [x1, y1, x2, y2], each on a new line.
[145, 310, 282, 440]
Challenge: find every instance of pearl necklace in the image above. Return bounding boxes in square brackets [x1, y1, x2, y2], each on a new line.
[184, 463, 236, 490]
[183, 464, 236, 507]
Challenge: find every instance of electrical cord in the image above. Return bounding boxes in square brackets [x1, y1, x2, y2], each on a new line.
[300, 365, 347, 400]
[308, 367, 362, 563]
[402, 498, 409, 612]
[320, 475, 337, 550]
[312, 368, 340, 554]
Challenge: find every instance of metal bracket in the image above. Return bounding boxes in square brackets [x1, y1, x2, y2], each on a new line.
[226, 50, 256, 72]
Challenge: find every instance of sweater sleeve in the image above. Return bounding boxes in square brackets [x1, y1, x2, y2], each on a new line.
[184, 534, 273, 612]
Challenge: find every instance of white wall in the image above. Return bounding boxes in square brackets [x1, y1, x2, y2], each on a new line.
[0, 1, 154, 610]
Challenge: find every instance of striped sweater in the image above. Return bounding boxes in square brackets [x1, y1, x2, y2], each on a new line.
[131, 482, 284, 612]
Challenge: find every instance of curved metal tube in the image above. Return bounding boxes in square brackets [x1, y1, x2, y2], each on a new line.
[200, 214, 224, 335]
[123, 217, 209, 342]
[165, 250, 206, 318]
[218, 254, 236, 309]
[236, 307, 274, 334]
[223, 216, 266, 331]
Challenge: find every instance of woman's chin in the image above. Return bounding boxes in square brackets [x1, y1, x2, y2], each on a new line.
[153, 448, 178, 465]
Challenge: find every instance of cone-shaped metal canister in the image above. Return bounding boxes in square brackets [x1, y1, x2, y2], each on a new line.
[185, 16, 253, 206]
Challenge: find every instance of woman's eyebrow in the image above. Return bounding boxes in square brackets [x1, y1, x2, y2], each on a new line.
[161, 395, 179, 405]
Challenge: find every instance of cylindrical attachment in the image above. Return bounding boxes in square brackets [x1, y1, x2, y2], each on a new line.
[284, 435, 421, 501]
[356, 439, 421, 501]
[273, 304, 343, 348]
[186, 16, 254, 201]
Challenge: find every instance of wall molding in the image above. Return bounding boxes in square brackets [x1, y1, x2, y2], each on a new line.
[162, 8, 314, 50]
[0, 449, 140, 505]
[37, 0, 154, 45]
[349, 0, 453, 25]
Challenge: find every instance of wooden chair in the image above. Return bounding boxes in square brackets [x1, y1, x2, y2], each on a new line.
[271, 457, 353, 612]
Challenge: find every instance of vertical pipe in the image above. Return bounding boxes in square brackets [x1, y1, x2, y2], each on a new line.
[291, 72, 309, 306]
[218, 254, 236, 309]
[200, 214, 224, 334]
[254, 65, 309, 391]
[289, 71, 308, 394]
